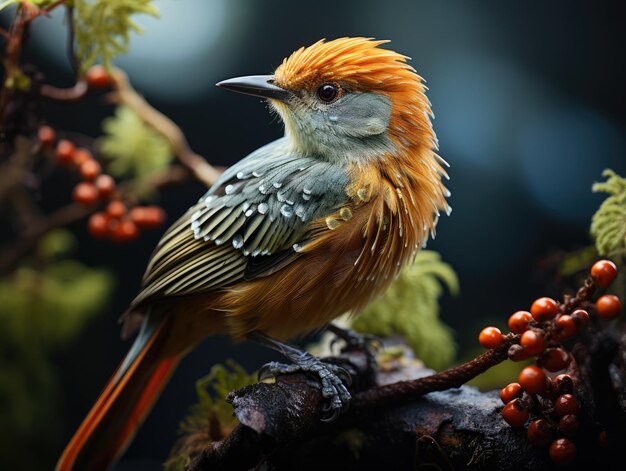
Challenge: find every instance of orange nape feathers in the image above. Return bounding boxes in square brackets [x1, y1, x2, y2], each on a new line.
[276, 37, 450, 297]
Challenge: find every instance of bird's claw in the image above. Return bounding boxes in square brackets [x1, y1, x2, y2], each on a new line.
[257, 358, 352, 421]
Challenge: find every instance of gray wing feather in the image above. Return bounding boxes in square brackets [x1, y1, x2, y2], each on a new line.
[130, 138, 349, 308]
[191, 138, 349, 256]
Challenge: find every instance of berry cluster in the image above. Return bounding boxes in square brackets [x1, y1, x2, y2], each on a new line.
[479, 260, 621, 466]
[89, 202, 165, 243]
[38, 118, 166, 243]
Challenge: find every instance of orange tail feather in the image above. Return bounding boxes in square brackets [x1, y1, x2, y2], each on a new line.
[56, 318, 181, 471]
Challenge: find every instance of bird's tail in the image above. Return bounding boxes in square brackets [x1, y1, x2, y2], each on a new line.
[56, 315, 181, 471]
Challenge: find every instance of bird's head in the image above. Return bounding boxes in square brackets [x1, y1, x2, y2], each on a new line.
[217, 37, 437, 165]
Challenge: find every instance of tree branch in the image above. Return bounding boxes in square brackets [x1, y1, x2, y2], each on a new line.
[0, 162, 195, 274]
[186, 329, 625, 471]
[40, 78, 87, 101]
[354, 333, 519, 408]
[109, 68, 221, 187]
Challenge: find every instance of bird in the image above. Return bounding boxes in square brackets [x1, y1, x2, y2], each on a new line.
[56, 37, 450, 471]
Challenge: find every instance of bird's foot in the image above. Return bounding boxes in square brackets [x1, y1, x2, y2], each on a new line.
[258, 356, 352, 421]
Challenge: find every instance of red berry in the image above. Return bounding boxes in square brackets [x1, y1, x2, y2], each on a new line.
[596, 294, 621, 319]
[55, 139, 75, 164]
[539, 348, 570, 372]
[73, 147, 93, 166]
[130, 205, 166, 229]
[520, 329, 547, 355]
[555, 394, 580, 417]
[500, 383, 522, 404]
[106, 200, 127, 219]
[73, 182, 98, 205]
[145, 206, 166, 226]
[558, 414, 579, 437]
[86, 64, 113, 89]
[501, 399, 529, 428]
[479, 326, 504, 349]
[88, 212, 110, 238]
[554, 315, 577, 341]
[591, 260, 618, 287]
[527, 419, 553, 447]
[549, 438, 576, 466]
[508, 344, 530, 362]
[518, 365, 546, 394]
[95, 174, 116, 199]
[571, 309, 590, 328]
[113, 219, 139, 243]
[38, 125, 56, 146]
[80, 159, 102, 181]
[554, 374, 574, 394]
[508, 311, 533, 334]
[531, 297, 560, 322]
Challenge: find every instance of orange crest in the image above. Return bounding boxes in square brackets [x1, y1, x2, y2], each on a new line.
[273, 38, 436, 152]
[274, 37, 415, 93]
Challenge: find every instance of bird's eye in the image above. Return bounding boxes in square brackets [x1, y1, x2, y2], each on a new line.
[317, 83, 341, 103]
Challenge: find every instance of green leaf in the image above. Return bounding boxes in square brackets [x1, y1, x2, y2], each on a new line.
[99, 105, 172, 181]
[0, 245, 113, 468]
[0, 261, 113, 347]
[36, 229, 76, 259]
[591, 169, 626, 263]
[350, 250, 458, 370]
[73, 0, 159, 71]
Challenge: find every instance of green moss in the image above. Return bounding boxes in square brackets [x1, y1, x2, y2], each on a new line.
[99, 105, 173, 184]
[73, 0, 159, 71]
[351, 250, 458, 370]
[166, 360, 257, 471]
[591, 169, 626, 263]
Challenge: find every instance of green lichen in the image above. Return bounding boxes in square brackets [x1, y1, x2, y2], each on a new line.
[591, 169, 626, 263]
[351, 250, 458, 370]
[166, 360, 257, 471]
[73, 0, 159, 71]
[99, 105, 172, 182]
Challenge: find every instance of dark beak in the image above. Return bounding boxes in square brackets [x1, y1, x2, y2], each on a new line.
[216, 75, 291, 101]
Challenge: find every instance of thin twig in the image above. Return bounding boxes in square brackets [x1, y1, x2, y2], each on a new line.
[0, 135, 31, 203]
[109, 68, 221, 187]
[0, 163, 194, 274]
[354, 333, 519, 408]
[0, 202, 92, 274]
[562, 276, 597, 314]
[40, 77, 87, 101]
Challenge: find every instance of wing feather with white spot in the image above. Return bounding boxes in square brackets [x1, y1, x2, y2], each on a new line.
[129, 138, 349, 308]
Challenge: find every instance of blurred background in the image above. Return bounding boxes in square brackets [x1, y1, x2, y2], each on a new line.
[1, 1, 626, 469]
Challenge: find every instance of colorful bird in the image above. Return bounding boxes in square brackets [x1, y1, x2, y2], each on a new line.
[56, 37, 450, 471]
